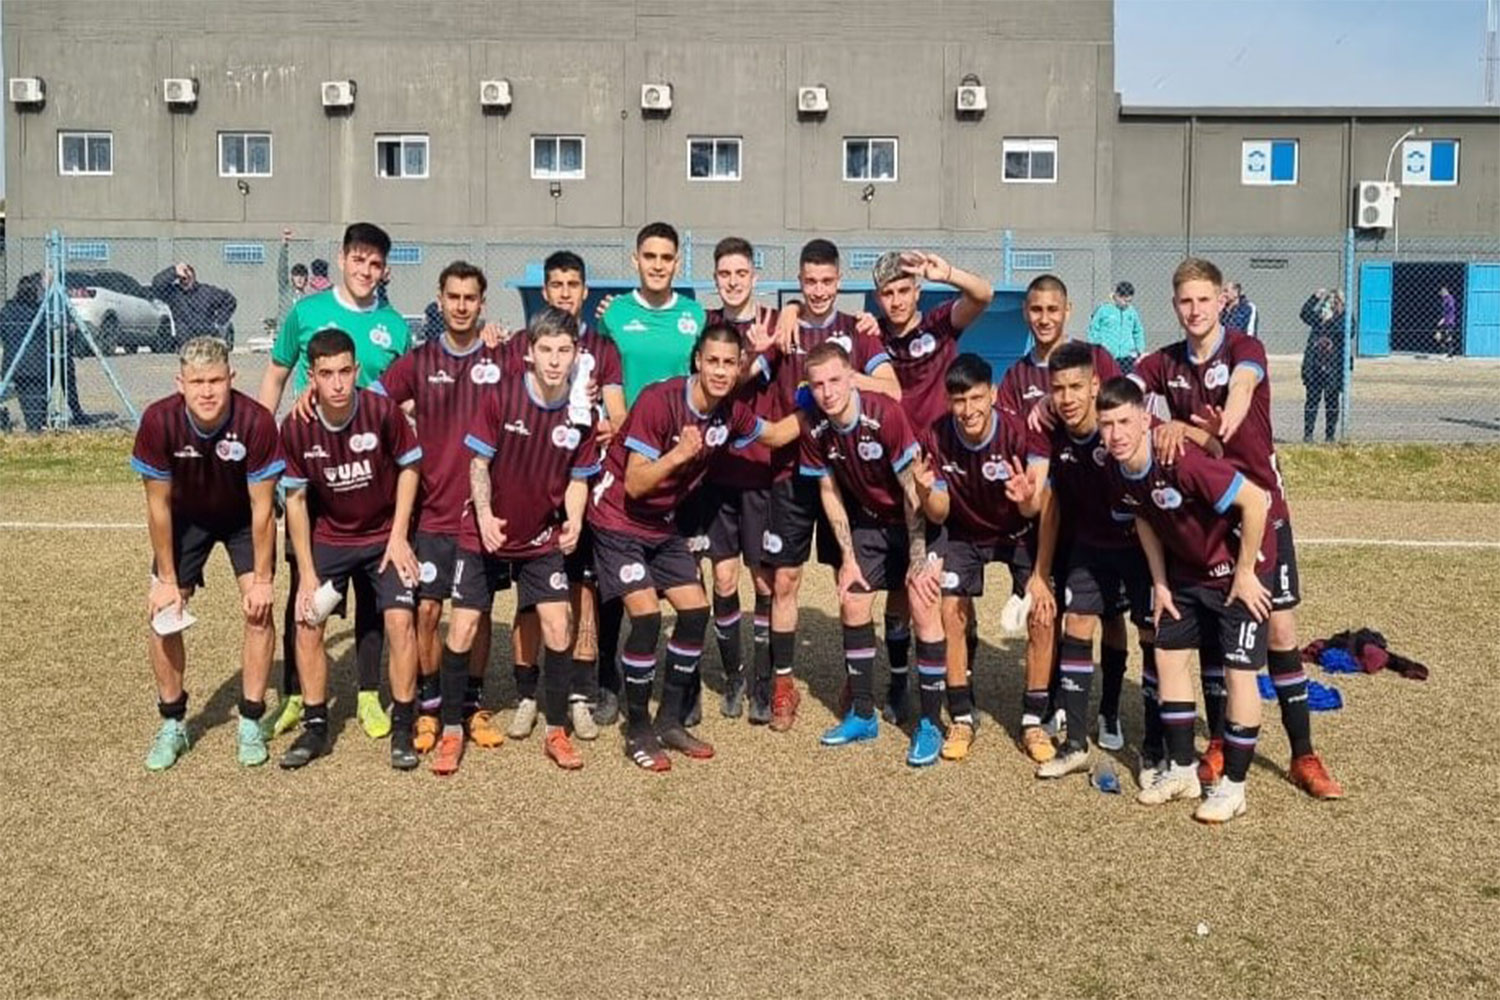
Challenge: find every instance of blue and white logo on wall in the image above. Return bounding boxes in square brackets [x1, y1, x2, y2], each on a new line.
[1241, 140, 1297, 186]
[1402, 139, 1459, 186]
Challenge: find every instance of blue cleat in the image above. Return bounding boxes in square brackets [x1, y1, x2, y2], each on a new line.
[820, 711, 879, 746]
[145, 718, 190, 772]
[906, 718, 943, 767]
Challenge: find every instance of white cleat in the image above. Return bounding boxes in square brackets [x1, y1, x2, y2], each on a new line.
[1194, 778, 1249, 824]
[1036, 745, 1091, 779]
[507, 698, 540, 739]
[1136, 763, 1202, 805]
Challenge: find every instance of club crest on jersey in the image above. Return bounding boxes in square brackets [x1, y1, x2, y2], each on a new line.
[1204, 362, 1230, 389]
[687, 534, 710, 554]
[215, 439, 247, 462]
[677, 315, 699, 336]
[762, 531, 783, 554]
[941, 571, 959, 590]
[470, 362, 502, 385]
[704, 425, 729, 448]
[418, 561, 438, 584]
[552, 425, 582, 449]
[369, 325, 393, 349]
[348, 432, 378, 453]
[549, 572, 567, 590]
[1150, 487, 1183, 510]
[1093, 446, 1108, 466]
[857, 440, 884, 461]
[619, 562, 647, 584]
[981, 460, 1008, 482]
[908, 333, 938, 359]
[829, 333, 853, 353]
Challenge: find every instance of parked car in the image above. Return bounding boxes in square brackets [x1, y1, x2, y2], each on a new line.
[63, 270, 177, 355]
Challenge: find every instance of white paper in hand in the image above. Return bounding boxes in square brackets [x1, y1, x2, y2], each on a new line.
[568, 353, 596, 427]
[151, 605, 198, 636]
[303, 580, 342, 626]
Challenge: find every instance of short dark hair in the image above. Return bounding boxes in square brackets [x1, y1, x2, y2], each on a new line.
[544, 250, 587, 285]
[1096, 375, 1144, 412]
[310, 258, 329, 277]
[307, 327, 357, 366]
[341, 222, 392, 259]
[803, 340, 851, 371]
[714, 236, 755, 265]
[944, 353, 993, 395]
[1114, 281, 1135, 297]
[527, 305, 580, 345]
[799, 239, 840, 269]
[291, 263, 308, 278]
[1048, 341, 1096, 377]
[636, 221, 679, 250]
[438, 260, 487, 296]
[1026, 273, 1068, 299]
[691, 321, 744, 362]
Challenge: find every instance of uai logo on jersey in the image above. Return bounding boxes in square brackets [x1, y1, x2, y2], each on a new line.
[1204, 362, 1230, 389]
[552, 425, 582, 450]
[981, 459, 1008, 482]
[704, 424, 729, 448]
[677, 314, 700, 336]
[349, 432, 379, 453]
[1150, 486, 1183, 509]
[908, 332, 937, 359]
[470, 362, 502, 385]
[857, 440, 884, 461]
[215, 439, 247, 462]
[370, 324, 393, 349]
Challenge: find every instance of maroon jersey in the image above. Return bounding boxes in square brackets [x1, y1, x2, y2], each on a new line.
[460, 373, 601, 558]
[1028, 422, 1133, 549]
[131, 390, 283, 532]
[280, 390, 422, 547]
[499, 324, 624, 392]
[1130, 332, 1288, 522]
[705, 307, 779, 490]
[882, 300, 962, 432]
[799, 390, 928, 526]
[590, 376, 765, 540]
[998, 341, 1120, 419]
[923, 407, 1030, 545]
[1108, 441, 1274, 589]
[374, 336, 506, 534]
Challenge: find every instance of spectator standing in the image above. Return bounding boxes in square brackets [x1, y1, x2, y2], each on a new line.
[276, 229, 310, 324]
[2, 272, 92, 430]
[1435, 285, 1459, 356]
[152, 262, 239, 346]
[1299, 288, 1350, 443]
[308, 258, 333, 292]
[1086, 281, 1147, 372]
[1221, 282, 1259, 338]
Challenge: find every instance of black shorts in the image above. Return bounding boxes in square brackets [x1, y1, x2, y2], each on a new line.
[1270, 518, 1301, 610]
[1153, 575, 1273, 670]
[156, 519, 258, 589]
[1063, 542, 1153, 628]
[942, 528, 1039, 598]
[451, 547, 570, 612]
[312, 541, 415, 614]
[837, 520, 947, 594]
[414, 530, 459, 602]
[563, 523, 598, 585]
[593, 527, 703, 603]
[700, 482, 772, 568]
[763, 476, 820, 568]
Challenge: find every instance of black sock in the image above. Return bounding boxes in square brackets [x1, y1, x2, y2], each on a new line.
[1140, 643, 1164, 761]
[354, 596, 384, 693]
[597, 597, 625, 695]
[464, 676, 483, 716]
[1058, 636, 1095, 753]
[513, 663, 539, 701]
[281, 587, 301, 695]
[752, 595, 772, 685]
[914, 639, 946, 724]
[884, 614, 910, 697]
[712, 592, 743, 683]
[391, 698, 415, 732]
[439, 645, 468, 727]
[946, 685, 975, 724]
[237, 697, 265, 722]
[417, 672, 441, 715]
[1100, 645, 1127, 723]
[158, 692, 188, 721]
[1223, 721, 1260, 782]
[770, 628, 796, 679]
[844, 623, 877, 717]
[621, 612, 662, 729]
[1269, 648, 1315, 758]
[1021, 688, 1049, 727]
[570, 658, 597, 703]
[304, 700, 329, 729]
[965, 616, 979, 696]
[660, 608, 708, 724]
[1161, 699, 1197, 768]
[542, 646, 571, 727]
[1201, 662, 1227, 740]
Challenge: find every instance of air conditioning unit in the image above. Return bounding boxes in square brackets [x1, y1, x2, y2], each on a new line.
[321, 80, 356, 108]
[479, 79, 512, 109]
[1356, 180, 1398, 229]
[163, 77, 198, 106]
[797, 85, 829, 114]
[956, 84, 987, 113]
[640, 83, 672, 112]
[8, 76, 44, 105]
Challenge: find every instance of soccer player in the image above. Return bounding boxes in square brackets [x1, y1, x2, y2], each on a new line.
[371, 261, 508, 754]
[1097, 376, 1272, 824]
[132, 336, 283, 770]
[599, 222, 707, 406]
[797, 342, 948, 766]
[920, 354, 1038, 762]
[760, 240, 902, 729]
[258, 222, 411, 741]
[1133, 258, 1342, 800]
[588, 323, 801, 771]
[436, 307, 600, 773]
[278, 329, 423, 770]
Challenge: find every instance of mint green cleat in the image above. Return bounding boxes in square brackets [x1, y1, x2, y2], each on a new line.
[357, 690, 392, 740]
[145, 718, 190, 772]
[237, 716, 270, 767]
[267, 694, 304, 738]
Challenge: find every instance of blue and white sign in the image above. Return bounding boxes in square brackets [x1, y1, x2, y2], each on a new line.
[1241, 139, 1298, 186]
[1402, 139, 1459, 186]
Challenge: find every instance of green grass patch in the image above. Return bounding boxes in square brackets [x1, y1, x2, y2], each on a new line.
[0, 431, 137, 487]
[1279, 444, 1500, 504]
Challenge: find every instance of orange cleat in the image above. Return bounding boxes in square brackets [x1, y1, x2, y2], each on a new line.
[431, 731, 464, 776]
[769, 674, 801, 732]
[1197, 738, 1225, 786]
[467, 709, 505, 749]
[1289, 752, 1345, 800]
[413, 714, 440, 754]
[545, 728, 584, 770]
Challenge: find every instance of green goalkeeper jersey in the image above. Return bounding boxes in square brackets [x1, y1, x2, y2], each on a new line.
[600, 291, 706, 406]
[271, 288, 410, 394]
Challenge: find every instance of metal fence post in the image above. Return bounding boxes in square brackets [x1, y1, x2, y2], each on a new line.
[1002, 229, 1014, 287]
[1341, 227, 1355, 441]
[683, 229, 694, 282]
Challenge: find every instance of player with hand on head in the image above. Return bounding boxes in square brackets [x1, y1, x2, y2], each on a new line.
[132, 336, 284, 770]
[277, 329, 423, 771]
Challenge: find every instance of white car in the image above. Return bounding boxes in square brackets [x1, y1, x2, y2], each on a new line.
[65, 270, 177, 355]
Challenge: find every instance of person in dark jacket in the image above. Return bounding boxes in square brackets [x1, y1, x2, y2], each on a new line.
[1299, 288, 1349, 443]
[151, 263, 238, 344]
[1, 272, 92, 430]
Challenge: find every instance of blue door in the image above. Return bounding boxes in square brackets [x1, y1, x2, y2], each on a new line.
[1358, 261, 1392, 357]
[1465, 263, 1500, 358]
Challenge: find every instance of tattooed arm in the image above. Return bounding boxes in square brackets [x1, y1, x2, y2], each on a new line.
[818, 475, 867, 600]
[470, 455, 506, 552]
[898, 462, 942, 605]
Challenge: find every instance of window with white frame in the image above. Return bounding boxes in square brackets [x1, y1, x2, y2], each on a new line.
[843, 137, 898, 182]
[58, 131, 113, 176]
[219, 132, 273, 177]
[375, 134, 429, 179]
[688, 137, 741, 181]
[532, 135, 586, 180]
[1241, 139, 1298, 186]
[1002, 137, 1058, 183]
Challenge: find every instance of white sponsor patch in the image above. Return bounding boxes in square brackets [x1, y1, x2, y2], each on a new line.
[419, 561, 438, 584]
[549, 571, 567, 590]
[763, 531, 783, 554]
[687, 534, 710, 554]
[941, 571, 959, 590]
[619, 562, 646, 584]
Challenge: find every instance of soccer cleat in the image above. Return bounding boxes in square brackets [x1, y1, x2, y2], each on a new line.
[545, 728, 584, 770]
[278, 726, 329, 770]
[747, 679, 772, 725]
[507, 698, 539, 739]
[941, 720, 976, 761]
[1289, 752, 1345, 800]
[1135, 764, 1202, 805]
[356, 691, 392, 740]
[236, 716, 269, 767]
[906, 718, 943, 767]
[590, 688, 620, 727]
[1019, 725, 1056, 764]
[625, 729, 672, 772]
[683, 686, 704, 728]
[389, 727, 420, 771]
[145, 718, 190, 772]
[467, 709, 506, 748]
[1097, 713, 1124, 752]
[569, 700, 600, 741]
[269, 694, 304, 738]
[1037, 745, 1092, 779]
[1137, 756, 1166, 791]
[721, 676, 746, 719]
[657, 723, 715, 760]
[1043, 708, 1066, 742]
[1197, 738, 1225, 786]
[820, 711, 879, 747]
[881, 684, 912, 726]
[430, 731, 464, 776]
[1194, 777, 1249, 824]
[413, 714, 440, 754]
[769, 675, 801, 732]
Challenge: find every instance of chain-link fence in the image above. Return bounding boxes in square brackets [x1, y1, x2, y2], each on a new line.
[2, 229, 1497, 441]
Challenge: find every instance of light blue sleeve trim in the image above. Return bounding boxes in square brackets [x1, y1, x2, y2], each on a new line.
[891, 441, 919, 473]
[732, 418, 766, 450]
[1233, 361, 1265, 384]
[624, 436, 661, 461]
[1026, 453, 1049, 466]
[464, 433, 496, 459]
[1214, 471, 1245, 514]
[246, 459, 286, 483]
[799, 464, 829, 478]
[282, 475, 309, 490]
[571, 463, 602, 479]
[368, 380, 388, 397]
[864, 352, 892, 375]
[130, 457, 171, 481]
[1111, 509, 1135, 523]
[931, 479, 948, 492]
[396, 446, 423, 467]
